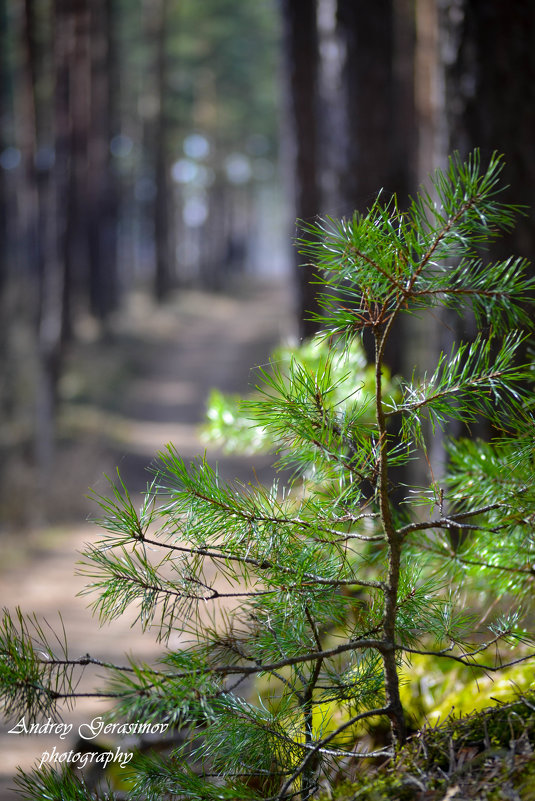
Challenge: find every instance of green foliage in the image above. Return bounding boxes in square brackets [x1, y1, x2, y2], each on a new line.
[2, 151, 535, 800]
[0, 608, 74, 722]
[13, 764, 118, 801]
[203, 335, 382, 456]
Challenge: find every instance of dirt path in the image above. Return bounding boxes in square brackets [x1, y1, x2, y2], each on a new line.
[0, 279, 294, 799]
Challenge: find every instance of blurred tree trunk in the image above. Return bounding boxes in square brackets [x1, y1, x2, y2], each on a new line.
[0, 0, 11, 506]
[280, 0, 418, 345]
[62, 0, 91, 340]
[0, 0, 18, 432]
[320, 0, 420, 209]
[19, 0, 41, 294]
[28, 0, 89, 476]
[418, 0, 535, 296]
[391, 0, 418, 202]
[88, 0, 120, 321]
[0, 0, 9, 294]
[336, 0, 396, 210]
[336, 0, 417, 373]
[280, 0, 322, 339]
[438, 1, 535, 267]
[411, 0, 535, 489]
[21, 0, 65, 476]
[154, 0, 173, 301]
[436, 2, 535, 429]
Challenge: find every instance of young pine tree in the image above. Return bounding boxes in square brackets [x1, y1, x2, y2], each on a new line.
[2, 151, 535, 800]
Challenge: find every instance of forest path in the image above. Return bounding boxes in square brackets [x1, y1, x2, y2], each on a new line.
[0, 278, 294, 799]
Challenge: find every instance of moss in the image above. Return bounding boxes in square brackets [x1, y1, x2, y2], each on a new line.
[326, 694, 535, 801]
[319, 773, 418, 801]
[513, 754, 535, 801]
[427, 660, 535, 725]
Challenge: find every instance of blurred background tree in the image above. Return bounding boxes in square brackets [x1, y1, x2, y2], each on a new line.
[0, 0, 534, 525]
[0, 0, 282, 519]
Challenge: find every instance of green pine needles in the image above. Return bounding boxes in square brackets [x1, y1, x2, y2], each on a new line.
[2, 151, 535, 800]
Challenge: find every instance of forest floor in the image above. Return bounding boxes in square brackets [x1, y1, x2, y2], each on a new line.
[0, 277, 295, 800]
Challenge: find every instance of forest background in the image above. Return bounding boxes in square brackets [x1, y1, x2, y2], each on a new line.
[0, 0, 535, 797]
[1, 0, 535, 522]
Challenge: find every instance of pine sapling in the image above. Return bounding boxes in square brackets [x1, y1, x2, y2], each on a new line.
[1, 151, 535, 801]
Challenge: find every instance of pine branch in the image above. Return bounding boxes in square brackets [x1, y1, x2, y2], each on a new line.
[417, 541, 535, 577]
[387, 333, 528, 440]
[396, 501, 507, 537]
[82, 537, 384, 593]
[276, 706, 393, 801]
[398, 646, 535, 673]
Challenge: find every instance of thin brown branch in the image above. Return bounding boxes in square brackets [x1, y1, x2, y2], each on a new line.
[387, 368, 516, 418]
[203, 636, 386, 678]
[412, 286, 510, 301]
[33, 636, 389, 702]
[375, 193, 487, 364]
[397, 502, 506, 538]
[12, 682, 125, 701]
[276, 705, 392, 801]
[416, 541, 535, 576]
[111, 574, 280, 603]
[347, 244, 407, 296]
[398, 638, 535, 672]
[294, 515, 382, 542]
[36, 654, 137, 672]
[374, 326, 406, 747]
[83, 538, 384, 590]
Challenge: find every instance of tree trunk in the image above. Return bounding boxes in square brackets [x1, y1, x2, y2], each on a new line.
[28, 0, 75, 477]
[19, 0, 56, 480]
[412, 0, 535, 486]
[280, 0, 322, 338]
[438, 1, 535, 265]
[437, 0, 535, 433]
[62, 0, 91, 340]
[0, 0, 11, 295]
[336, 0, 396, 210]
[154, 0, 173, 301]
[336, 0, 417, 374]
[88, 0, 120, 321]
